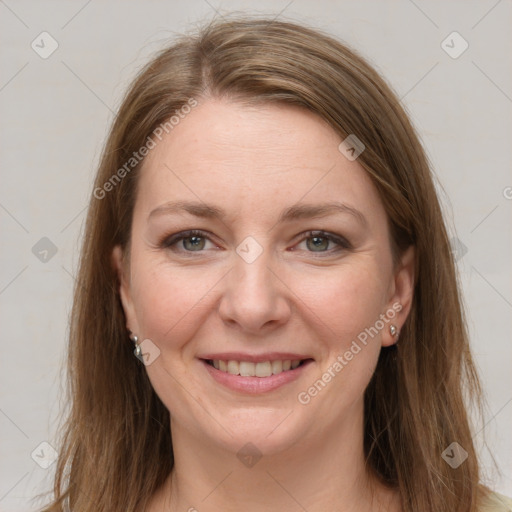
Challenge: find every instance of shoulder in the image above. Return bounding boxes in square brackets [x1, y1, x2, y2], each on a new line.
[479, 491, 512, 511]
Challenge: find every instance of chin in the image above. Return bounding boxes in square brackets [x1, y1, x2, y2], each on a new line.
[202, 408, 313, 458]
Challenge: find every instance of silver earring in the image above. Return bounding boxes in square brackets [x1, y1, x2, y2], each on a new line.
[389, 324, 398, 337]
[129, 332, 141, 357]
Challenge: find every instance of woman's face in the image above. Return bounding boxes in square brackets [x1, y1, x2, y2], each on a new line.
[113, 99, 414, 456]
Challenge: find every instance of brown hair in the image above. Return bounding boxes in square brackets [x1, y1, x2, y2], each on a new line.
[42, 17, 485, 511]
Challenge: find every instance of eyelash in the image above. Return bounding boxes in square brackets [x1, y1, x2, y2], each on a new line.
[160, 229, 351, 255]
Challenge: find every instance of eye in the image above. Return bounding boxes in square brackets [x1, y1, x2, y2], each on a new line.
[159, 229, 350, 256]
[295, 231, 350, 253]
[161, 230, 217, 253]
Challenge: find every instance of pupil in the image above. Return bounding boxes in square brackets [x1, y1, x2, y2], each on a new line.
[307, 236, 328, 251]
[184, 236, 204, 251]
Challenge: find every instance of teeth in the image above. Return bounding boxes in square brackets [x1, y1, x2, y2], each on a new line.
[271, 360, 283, 374]
[239, 361, 254, 377]
[255, 361, 272, 377]
[227, 360, 239, 375]
[210, 359, 304, 377]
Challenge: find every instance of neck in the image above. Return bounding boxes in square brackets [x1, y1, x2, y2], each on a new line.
[150, 404, 400, 512]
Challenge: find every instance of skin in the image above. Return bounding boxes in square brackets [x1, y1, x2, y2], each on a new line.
[112, 99, 414, 511]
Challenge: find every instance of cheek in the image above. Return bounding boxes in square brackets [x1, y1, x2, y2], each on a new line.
[293, 262, 389, 343]
[298, 269, 387, 404]
[130, 257, 219, 349]
[291, 266, 388, 415]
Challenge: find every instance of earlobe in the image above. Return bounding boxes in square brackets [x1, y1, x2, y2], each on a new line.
[383, 245, 415, 347]
[111, 245, 138, 334]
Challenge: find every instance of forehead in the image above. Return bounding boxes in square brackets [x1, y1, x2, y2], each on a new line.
[134, 99, 385, 227]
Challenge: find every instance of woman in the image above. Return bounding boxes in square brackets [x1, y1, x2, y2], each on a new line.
[42, 17, 511, 512]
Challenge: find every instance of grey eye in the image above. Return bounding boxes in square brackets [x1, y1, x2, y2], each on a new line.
[183, 236, 206, 251]
[306, 236, 330, 251]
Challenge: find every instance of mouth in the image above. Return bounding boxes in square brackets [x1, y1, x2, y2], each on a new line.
[199, 356, 314, 394]
[203, 358, 313, 377]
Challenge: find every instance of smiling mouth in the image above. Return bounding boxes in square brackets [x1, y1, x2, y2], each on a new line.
[204, 358, 313, 377]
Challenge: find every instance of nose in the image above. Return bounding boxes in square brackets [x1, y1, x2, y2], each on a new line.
[218, 252, 292, 334]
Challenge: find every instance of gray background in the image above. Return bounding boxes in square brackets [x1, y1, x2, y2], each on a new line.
[1, 0, 511, 509]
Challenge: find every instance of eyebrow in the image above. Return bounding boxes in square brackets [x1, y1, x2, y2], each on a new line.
[148, 200, 367, 226]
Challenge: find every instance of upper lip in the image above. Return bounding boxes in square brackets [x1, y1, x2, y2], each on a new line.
[198, 352, 313, 363]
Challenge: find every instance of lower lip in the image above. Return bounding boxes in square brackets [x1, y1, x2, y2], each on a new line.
[201, 359, 313, 394]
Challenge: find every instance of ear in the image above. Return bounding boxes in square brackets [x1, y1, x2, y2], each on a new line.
[382, 245, 415, 347]
[111, 245, 139, 336]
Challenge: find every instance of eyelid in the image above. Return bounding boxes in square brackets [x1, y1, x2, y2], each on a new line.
[161, 229, 219, 252]
[293, 230, 352, 252]
[160, 229, 351, 255]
